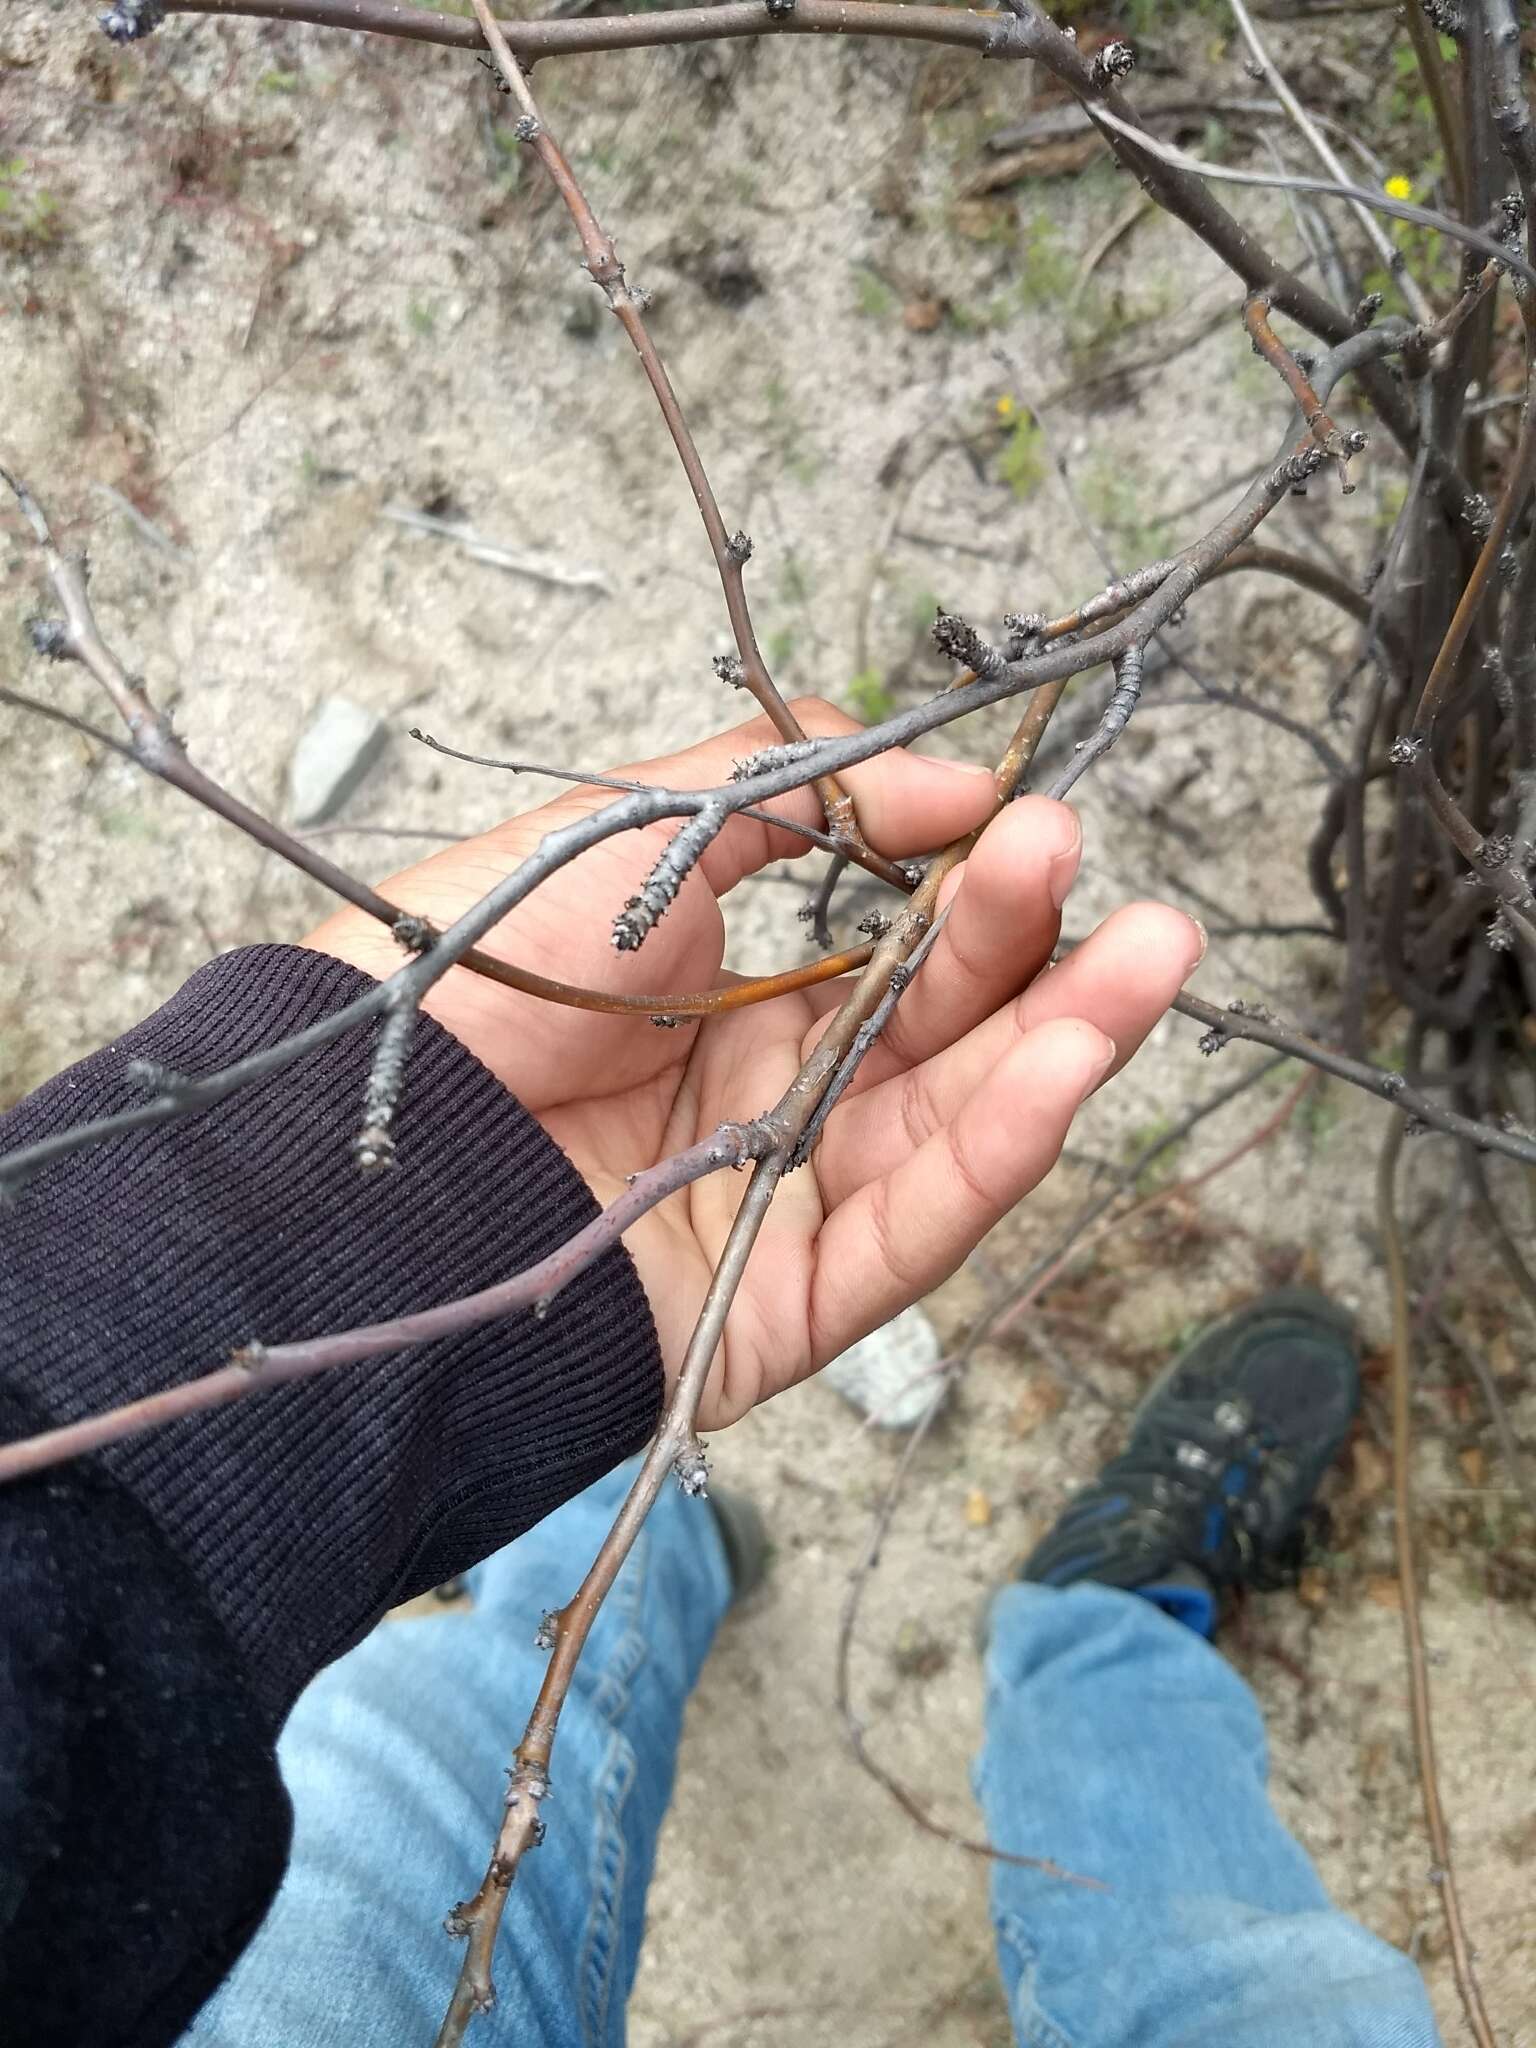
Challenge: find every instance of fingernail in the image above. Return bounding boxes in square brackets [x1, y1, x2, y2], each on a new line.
[1087, 1033, 1118, 1087]
[912, 752, 997, 784]
[1189, 917, 1209, 967]
[1047, 815, 1084, 910]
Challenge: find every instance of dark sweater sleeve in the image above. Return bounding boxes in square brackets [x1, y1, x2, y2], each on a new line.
[0, 945, 665, 2046]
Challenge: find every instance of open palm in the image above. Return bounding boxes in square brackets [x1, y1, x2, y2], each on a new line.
[305, 700, 1203, 1429]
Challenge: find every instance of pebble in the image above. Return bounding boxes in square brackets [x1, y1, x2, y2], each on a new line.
[821, 1305, 948, 1431]
[288, 696, 387, 825]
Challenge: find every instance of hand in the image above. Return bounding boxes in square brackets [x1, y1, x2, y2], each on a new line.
[303, 699, 1204, 1429]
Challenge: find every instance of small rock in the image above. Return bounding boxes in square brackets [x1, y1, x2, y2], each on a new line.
[820, 1305, 947, 1430]
[902, 296, 944, 333]
[289, 697, 387, 825]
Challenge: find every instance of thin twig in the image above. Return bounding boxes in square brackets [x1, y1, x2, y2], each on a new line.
[831, 1396, 1095, 1884]
[1172, 990, 1536, 1168]
[464, 0, 902, 887]
[0, 1120, 778, 1485]
[1377, 1121, 1497, 2048]
[1227, 0, 1436, 325]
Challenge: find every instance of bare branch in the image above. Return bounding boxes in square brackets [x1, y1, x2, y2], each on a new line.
[1377, 1123, 1497, 2048]
[0, 1120, 778, 1485]
[1172, 991, 1536, 1166]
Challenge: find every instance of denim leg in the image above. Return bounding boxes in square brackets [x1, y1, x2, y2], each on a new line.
[183, 1462, 731, 2048]
[975, 1582, 1442, 2048]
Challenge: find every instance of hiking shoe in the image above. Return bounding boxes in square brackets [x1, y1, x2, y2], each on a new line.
[1021, 1288, 1359, 1635]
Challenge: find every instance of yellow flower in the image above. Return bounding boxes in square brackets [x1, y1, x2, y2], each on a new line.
[1384, 174, 1414, 202]
[995, 393, 1016, 419]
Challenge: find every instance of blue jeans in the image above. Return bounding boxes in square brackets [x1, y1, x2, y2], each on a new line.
[185, 1465, 1440, 2048]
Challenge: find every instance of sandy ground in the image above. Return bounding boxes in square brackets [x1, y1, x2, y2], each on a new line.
[3, 5, 1533, 2043]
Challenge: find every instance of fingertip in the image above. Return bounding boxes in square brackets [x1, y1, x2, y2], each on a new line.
[1114, 899, 1208, 979]
[993, 1015, 1116, 1118]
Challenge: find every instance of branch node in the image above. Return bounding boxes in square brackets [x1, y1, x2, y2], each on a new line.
[513, 114, 540, 142]
[355, 1003, 416, 1172]
[732, 738, 823, 782]
[765, 0, 796, 17]
[100, 0, 164, 41]
[27, 618, 73, 662]
[1089, 40, 1135, 90]
[672, 1437, 711, 1497]
[1198, 1028, 1230, 1056]
[726, 530, 753, 564]
[534, 1611, 559, 1652]
[392, 914, 434, 954]
[124, 1057, 192, 1101]
[1002, 610, 1047, 658]
[712, 653, 747, 690]
[931, 608, 1003, 678]
[613, 803, 728, 951]
[1388, 735, 1425, 765]
[1353, 290, 1384, 330]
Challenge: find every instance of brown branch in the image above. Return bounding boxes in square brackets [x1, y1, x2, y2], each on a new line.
[1407, 0, 1468, 219]
[1171, 991, 1536, 1168]
[0, 1120, 779, 1486]
[1228, 0, 1436, 325]
[3, 469, 884, 1022]
[433, 552, 1100, 2035]
[1377, 1122, 1497, 2048]
[956, 1054, 1296, 1374]
[463, 0, 901, 888]
[1403, 374, 1536, 950]
[165, 0, 1012, 60]
[1243, 295, 1366, 491]
[831, 1395, 1096, 1884]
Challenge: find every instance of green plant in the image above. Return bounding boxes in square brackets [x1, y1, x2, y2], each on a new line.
[1123, 1113, 1185, 1195]
[763, 376, 822, 486]
[407, 297, 438, 338]
[0, 158, 62, 248]
[852, 265, 896, 320]
[1297, 1081, 1341, 1146]
[847, 668, 895, 723]
[765, 626, 797, 670]
[997, 415, 1046, 501]
[1015, 212, 1077, 308]
[1078, 455, 1168, 562]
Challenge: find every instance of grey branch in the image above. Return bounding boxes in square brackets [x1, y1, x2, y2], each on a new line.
[613, 804, 729, 951]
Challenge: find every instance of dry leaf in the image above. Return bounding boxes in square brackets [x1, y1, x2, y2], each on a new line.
[965, 1487, 994, 1528]
[1297, 1566, 1329, 1609]
[902, 296, 944, 334]
[1489, 1329, 1516, 1379]
[1012, 1377, 1068, 1438]
[960, 133, 1104, 196]
[1458, 1444, 1486, 1487]
[1351, 1437, 1390, 1501]
[1366, 1574, 1403, 1610]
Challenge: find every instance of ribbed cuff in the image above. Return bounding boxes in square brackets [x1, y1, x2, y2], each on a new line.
[0, 946, 664, 1720]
